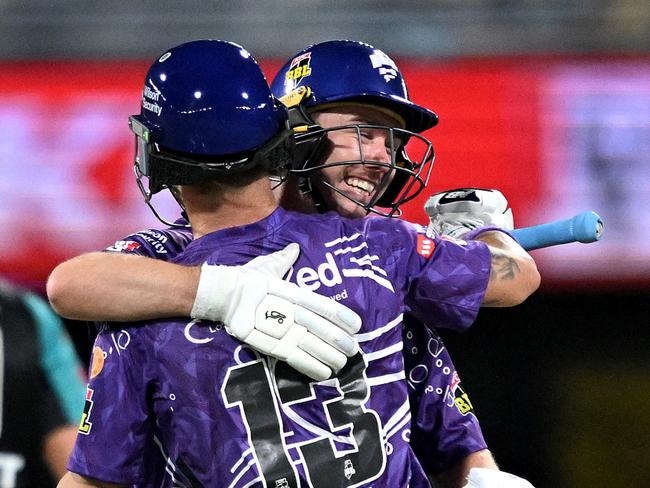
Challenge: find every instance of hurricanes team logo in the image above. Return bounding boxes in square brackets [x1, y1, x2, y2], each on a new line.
[284, 52, 312, 90]
[369, 49, 398, 82]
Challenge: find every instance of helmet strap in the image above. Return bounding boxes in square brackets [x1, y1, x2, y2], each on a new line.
[296, 175, 329, 214]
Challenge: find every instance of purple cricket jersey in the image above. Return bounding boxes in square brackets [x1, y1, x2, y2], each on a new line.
[104, 219, 192, 257]
[73, 208, 490, 486]
[403, 318, 488, 474]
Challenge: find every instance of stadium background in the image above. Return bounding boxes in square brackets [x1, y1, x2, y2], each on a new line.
[1, 2, 649, 486]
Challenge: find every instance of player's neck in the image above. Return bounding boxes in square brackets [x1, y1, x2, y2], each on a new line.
[182, 178, 278, 238]
[275, 175, 319, 214]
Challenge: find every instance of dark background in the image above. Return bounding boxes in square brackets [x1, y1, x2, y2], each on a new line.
[440, 290, 650, 487]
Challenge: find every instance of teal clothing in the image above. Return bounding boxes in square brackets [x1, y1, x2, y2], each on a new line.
[0, 279, 85, 487]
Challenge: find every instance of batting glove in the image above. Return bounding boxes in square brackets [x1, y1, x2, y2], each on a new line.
[463, 468, 535, 487]
[191, 243, 361, 381]
[425, 188, 514, 239]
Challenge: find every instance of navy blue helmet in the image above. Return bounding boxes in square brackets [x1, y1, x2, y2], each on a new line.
[271, 40, 437, 216]
[130, 39, 293, 223]
[272, 40, 438, 133]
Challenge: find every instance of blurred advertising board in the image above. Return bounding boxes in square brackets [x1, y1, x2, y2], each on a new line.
[1, 57, 648, 289]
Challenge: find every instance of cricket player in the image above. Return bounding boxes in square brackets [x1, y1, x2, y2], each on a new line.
[56, 40, 538, 487]
[272, 41, 531, 488]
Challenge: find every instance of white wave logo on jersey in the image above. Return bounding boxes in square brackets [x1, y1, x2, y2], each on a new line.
[294, 233, 394, 293]
[369, 50, 398, 82]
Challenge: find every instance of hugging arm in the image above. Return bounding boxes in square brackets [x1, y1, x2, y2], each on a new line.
[47, 251, 198, 321]
[425, 188, 540, 308]
[47, 244, 362, 381]
[431, 450, 499, 488]
[478, 231, 540, 307]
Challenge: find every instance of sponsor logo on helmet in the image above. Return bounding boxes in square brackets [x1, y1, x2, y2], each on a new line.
[369, 50, 399, 82]
[142, 80, 164, 116]
[285, 52, 312, 90]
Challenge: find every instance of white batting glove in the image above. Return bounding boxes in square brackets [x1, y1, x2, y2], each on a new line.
[190, 243, 361, 381]
[425, 188, 514, 239]
[463, 468, 535, 488]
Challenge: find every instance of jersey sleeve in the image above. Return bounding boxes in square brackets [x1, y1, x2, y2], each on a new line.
[402, 317, 487, 474]
[400, 224, 491, 332]
[104, 225, 192, 260]
[66, 327, 155, 484]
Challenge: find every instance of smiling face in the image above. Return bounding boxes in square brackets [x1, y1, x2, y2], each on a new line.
[310, 105, 404, 219]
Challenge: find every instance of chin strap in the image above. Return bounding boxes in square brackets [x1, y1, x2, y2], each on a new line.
[297, 175, 329, 214]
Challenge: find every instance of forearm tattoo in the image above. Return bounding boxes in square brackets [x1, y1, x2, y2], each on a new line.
[489, 249, 520, 282]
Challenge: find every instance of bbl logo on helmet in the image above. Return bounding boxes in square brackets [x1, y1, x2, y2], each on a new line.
[284, 52, 312, 91]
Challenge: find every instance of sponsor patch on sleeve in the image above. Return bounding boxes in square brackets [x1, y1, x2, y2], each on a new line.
[78, 386, 94, 435]
[416, 234, 436, 258]
[89, 346, 106, 379]
[106, 240, 141, 252]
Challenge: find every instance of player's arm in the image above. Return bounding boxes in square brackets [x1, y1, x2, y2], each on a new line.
[47, 251, 198, 321]
[57, 472, 127, 488]
[48, 244, 362, 381]
[426, 188, 540, 307]
[431, 449, 498, 488]
[477, 231, 540, 307]
[431, 455, 535, 488]
[44, 426, 84, 480]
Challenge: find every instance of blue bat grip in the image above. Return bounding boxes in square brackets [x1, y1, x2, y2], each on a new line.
[511, 211, 604, 251]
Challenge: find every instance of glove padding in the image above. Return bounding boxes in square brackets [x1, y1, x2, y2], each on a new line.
[425, 188, 514, 239]
[463, 468, 535, 488]
[191, 243, 362, 381]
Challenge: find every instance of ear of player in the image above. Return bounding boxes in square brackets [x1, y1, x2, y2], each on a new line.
[425, 188, 514, 239]
[190, 243, 362, 381]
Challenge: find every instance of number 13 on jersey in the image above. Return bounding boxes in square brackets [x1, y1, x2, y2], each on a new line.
[222, 353, 386, 487]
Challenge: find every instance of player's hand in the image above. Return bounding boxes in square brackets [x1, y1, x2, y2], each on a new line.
[425, 188, 514, 239]
[463, 468, 535, 487]
[190, 243, 361, 381]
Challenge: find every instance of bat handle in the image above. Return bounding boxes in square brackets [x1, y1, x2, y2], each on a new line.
[511, 211, 604, 251]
